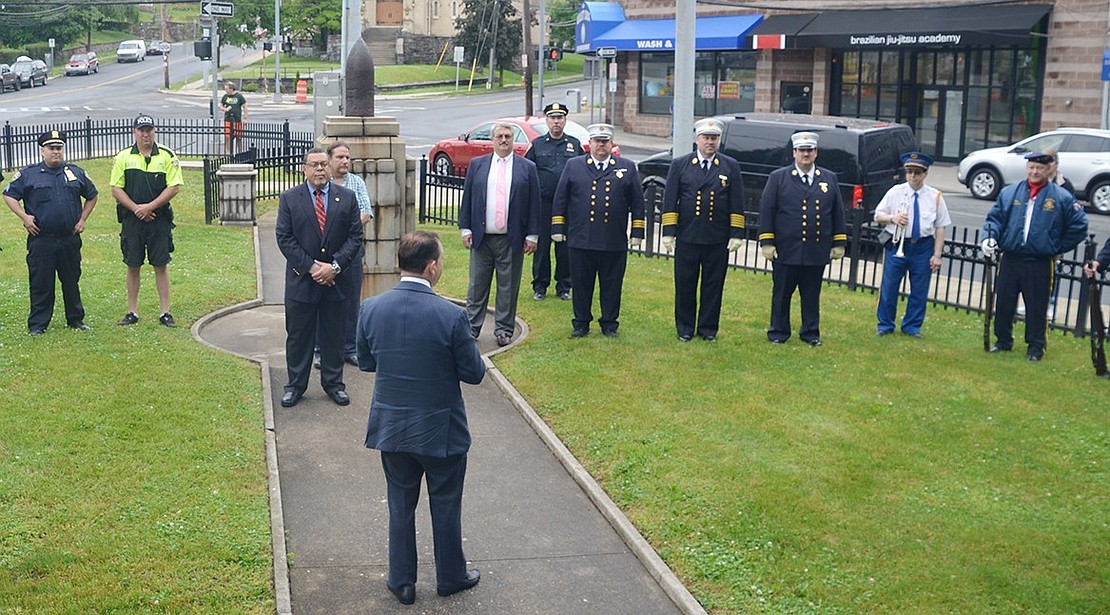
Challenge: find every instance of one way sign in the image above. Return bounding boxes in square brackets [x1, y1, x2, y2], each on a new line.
[201, 1, 234, 17]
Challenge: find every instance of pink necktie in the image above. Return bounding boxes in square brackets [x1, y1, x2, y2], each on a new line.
[494, 157, 507, 230]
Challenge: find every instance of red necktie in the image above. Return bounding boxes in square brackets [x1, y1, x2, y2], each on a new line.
[314, 189, 325, 233]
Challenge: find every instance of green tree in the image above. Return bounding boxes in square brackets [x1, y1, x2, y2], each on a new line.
[547, 0, 579, 51]
[454, 0, 523, 74]
[0, 3, 85, 49]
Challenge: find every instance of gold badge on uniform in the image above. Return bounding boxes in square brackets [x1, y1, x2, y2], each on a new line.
[719, 174, 728, 187]
[1043, 198, 1055, 211]
[63, 166, 77, 181]
[615, 169, 625, 179]
[818, 182, 829, 193]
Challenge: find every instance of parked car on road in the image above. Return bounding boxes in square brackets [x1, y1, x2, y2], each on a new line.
[957, 127, 1110, 213]
[65, 52, 99, 76]
[117, 40, 147, 62]
[147, 40, 169, 55]
[11, 57, 48, 88]
[635, 113, 915, 225]
[0, 64, 21, 93]
[429, 116, 620, 175]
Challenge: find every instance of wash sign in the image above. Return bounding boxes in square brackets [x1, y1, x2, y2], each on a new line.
[1103, 49, 1110, 81]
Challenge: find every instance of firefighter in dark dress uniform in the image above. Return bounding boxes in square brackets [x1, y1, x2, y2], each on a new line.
[758, 131, 847, 346]
[3, 130, 99, 336]
[525, 102, 582, 301]
[551, 123, 646, 338]
[982, 151, 1088, 361]
[660, 118, 745, 341]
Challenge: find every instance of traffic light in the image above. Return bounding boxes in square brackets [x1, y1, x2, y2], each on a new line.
[547, 48, 563, 62]
[194, 38, 212, 60]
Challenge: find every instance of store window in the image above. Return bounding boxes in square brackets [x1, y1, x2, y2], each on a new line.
[640, 50, 757, 117]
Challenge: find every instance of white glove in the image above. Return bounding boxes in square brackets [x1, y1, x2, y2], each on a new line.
[981, 238, 997, 259]
[630, 238, 643, 249]
[661, 236, 676, 253]
[552, 234, 565, 243]
[727, 238, 743, 252]
[830, 246, 845, 260]
[761, 245, 777, 261]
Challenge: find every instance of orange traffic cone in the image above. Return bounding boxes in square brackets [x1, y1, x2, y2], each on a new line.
[295, 79, 308, 104]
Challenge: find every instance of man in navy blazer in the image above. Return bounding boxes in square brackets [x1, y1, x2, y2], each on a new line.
[458, 123, 540, 347]
[275, 147, 364, 408]
[357, 230, 486, 605]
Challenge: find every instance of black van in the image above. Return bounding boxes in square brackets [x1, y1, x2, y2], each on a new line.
[637, 113, 916, 222]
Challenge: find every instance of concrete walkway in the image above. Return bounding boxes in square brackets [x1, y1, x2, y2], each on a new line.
[194, 212, 703, 614]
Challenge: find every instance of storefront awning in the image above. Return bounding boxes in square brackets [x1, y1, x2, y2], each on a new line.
[575, 1, 627, 53]
[746, 14, 818, 50]
[590, 14, 763, 52]
[792, 4, 1052, 48]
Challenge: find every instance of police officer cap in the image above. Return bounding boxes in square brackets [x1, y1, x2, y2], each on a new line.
[1024, 151, 1054, 165]
[901, 150, 933, 169]
[587, 123, 614, 141]
[544, 102, 569, 117]
[791, 131, 819, 149]
[38, 130, 66, 147]
[694, 118, 723, 137]
[133, 114, 156, 128]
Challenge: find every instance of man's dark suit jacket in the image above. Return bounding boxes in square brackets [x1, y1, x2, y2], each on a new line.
[275, 181, 364, 302]
[458, 153, 541, 252]
[358, 280, 486, 458]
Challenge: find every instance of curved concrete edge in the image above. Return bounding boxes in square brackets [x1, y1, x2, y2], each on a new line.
[189, 224, 293, 615]
[484, 365, 708, 615]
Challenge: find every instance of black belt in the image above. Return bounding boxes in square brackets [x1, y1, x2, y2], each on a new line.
[35, 232, 73, 239]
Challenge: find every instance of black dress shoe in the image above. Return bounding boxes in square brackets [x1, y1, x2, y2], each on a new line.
[533, 291, 546, 301]
[280, 390, 303, 408]
[701, 334, 716, 342]
[806, 339, 822, 347]
[437, 569, 480, 597]
[988, 344, 1012, 353]
[312, 354, 322, 369]
[1027, 350, 1044, 362]
[602, 329, 619, 338]
[387, 583, 415, 605]
[326, 389, 350, 406]
[557, 291, 571, 300]
[768, 338, 786, 344]
[570, 328, 589, 338]
[29, 328, 46, 337]
[678, 334, 692, 342]
[69, 322, 91, 331]
[496, 333, 512, 347]
[345, 354, 358, 366]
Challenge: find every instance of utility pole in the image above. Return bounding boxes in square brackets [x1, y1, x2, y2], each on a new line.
[537, 0, 546, 111]
[522, 0, 534, 116]
[487, 0, 500, 90]
[673, 0, 695, 152]
[274, 0, 282, 103]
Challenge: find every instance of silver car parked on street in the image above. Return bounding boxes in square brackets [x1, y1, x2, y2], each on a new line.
[957, 128, 1110, 214]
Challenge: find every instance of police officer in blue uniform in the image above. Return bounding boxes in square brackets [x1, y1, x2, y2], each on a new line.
[3, 130, 99, 336]
[552, 123, 646, 338]
[982, 151, 1088, 361]
[660, 118, 746, 341]
[873, 151, 951, 337]
[525, 102, 582, 301]
[758, 131, 846, 346]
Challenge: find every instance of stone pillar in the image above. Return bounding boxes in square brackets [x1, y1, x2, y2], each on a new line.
[317, 117, 415, 299]
[215, 163, 258, 225]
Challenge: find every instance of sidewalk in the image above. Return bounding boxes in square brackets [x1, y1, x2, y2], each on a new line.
[194, 212, 704, 614]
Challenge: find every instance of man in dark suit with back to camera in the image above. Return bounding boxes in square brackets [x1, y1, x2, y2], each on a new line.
[357, 230, 485, 606]
[525, 102, 582, 301]
[758, 131, 847, 346]
[458, 122, 541, 347]
[660, 117, 746, 342]
[275, 147, 364, 408]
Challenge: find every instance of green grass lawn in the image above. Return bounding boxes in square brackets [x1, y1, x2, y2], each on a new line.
[3, 158, 1103, 613]
[0, 160, 272, 612]
[426, 225, 1109, 614]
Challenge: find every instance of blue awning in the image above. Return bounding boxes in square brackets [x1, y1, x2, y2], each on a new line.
[589, 14, 763, 52]
[575, 2, 627, 53]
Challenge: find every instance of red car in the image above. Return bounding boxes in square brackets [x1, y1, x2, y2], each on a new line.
[429, 116, 620, 175]
[65, 52, 99, 76]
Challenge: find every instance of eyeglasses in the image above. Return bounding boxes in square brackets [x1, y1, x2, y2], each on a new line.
[493, 134, 514, 141]
[305, 161, 328, 169]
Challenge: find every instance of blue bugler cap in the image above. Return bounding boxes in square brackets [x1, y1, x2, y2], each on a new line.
[1024, 151, 1054, 165]
[900, 150, 933, 169]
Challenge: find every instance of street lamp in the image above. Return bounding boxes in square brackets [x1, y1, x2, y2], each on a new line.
[274, 0, 282, 103]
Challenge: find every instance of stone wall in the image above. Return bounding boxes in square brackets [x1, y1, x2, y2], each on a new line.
[399, 34, 455, 65]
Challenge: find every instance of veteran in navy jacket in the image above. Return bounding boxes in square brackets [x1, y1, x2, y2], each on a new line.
[458, 122, 540, 347]
[758, 131, 847, 346]
[357, 230, 486, 605]
[275, 147, 364, 408]
[982, 151, 1088, 361]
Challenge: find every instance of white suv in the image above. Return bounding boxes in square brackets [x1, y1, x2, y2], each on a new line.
[116, 40, 147, 63]
[957, 128, 1110, 213]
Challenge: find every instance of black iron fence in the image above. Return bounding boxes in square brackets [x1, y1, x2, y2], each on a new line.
[2, 117, 314, 225]
[419, 157, 1109, 337]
